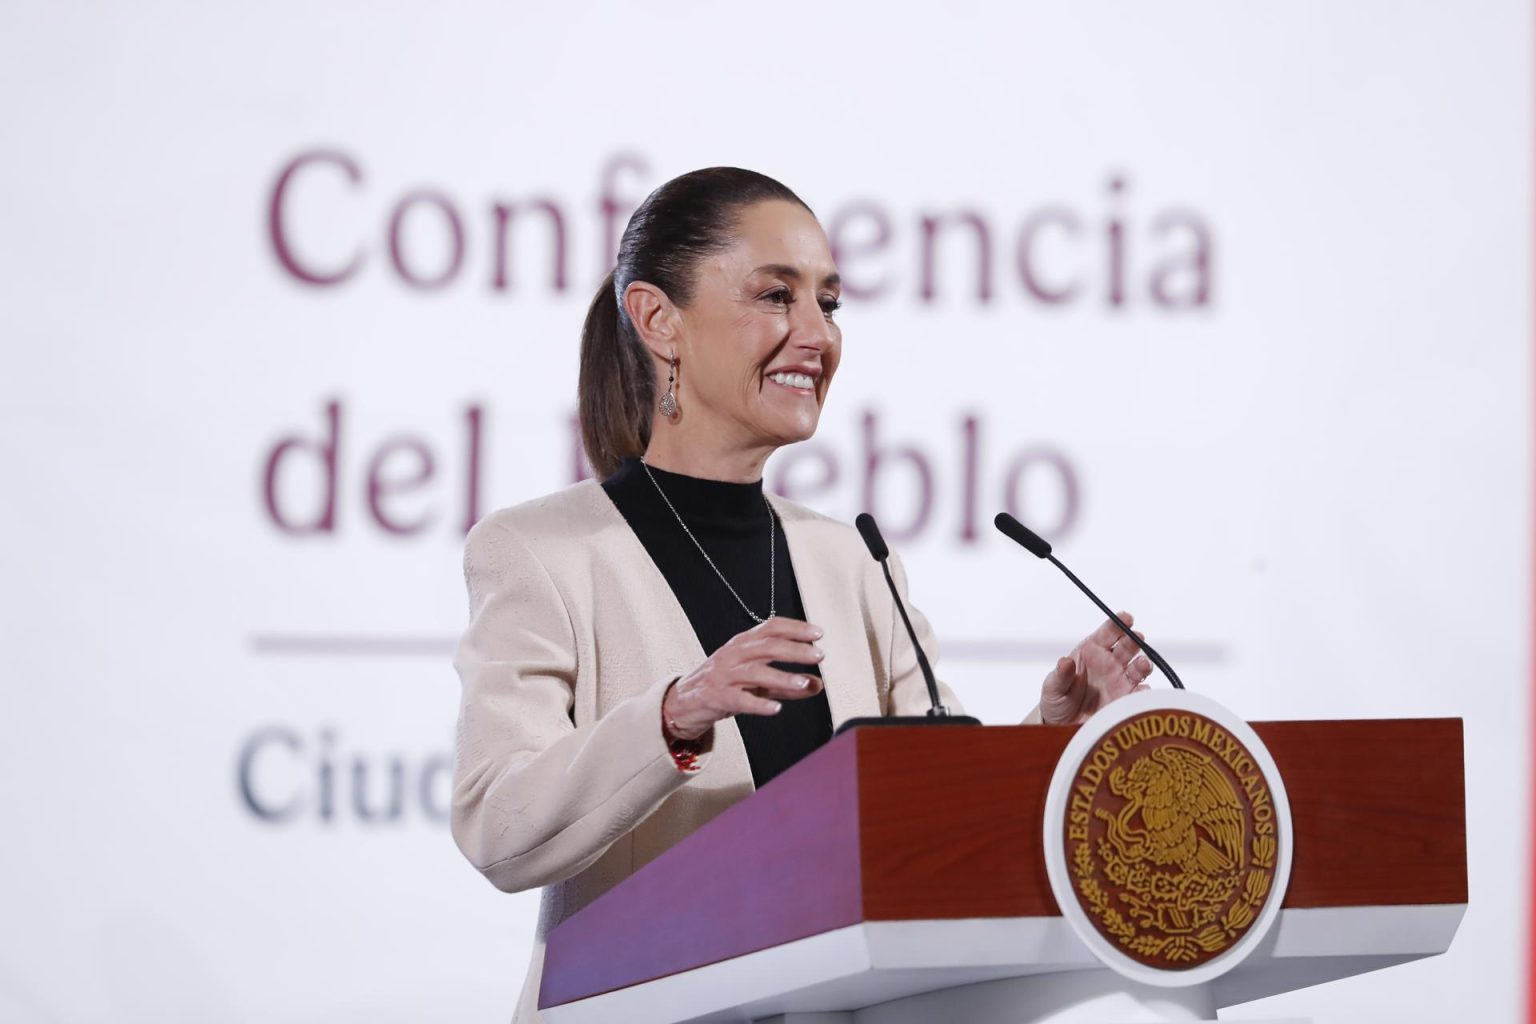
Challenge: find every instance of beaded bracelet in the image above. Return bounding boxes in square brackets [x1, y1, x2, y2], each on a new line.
[663, 711, 705, 773]
[666, 735, 704, 773]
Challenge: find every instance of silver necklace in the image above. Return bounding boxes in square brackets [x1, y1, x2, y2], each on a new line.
[640, 458, 776, 624]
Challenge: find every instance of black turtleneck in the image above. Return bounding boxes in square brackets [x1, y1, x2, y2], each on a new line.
[601, 457, 832, 788]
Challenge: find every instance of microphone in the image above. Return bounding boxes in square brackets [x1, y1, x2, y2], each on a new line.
[993, 512, 1186, 690]
[855, 513, 889, 561]
[835, 514, 980, 734]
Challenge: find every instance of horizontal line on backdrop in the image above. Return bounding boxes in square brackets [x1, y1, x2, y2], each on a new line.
[942, 640, 1227, 663]
[251, 635, 459, 656]
[248, 634, 1228, 664]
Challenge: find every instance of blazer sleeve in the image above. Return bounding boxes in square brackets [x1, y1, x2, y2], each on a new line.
[449, 515, 702, 893]
[883, 550, 966, 718]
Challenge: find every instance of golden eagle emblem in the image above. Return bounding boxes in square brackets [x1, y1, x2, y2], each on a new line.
[1105, 745, 1245, 879]
[1064, 712, 1279, 970]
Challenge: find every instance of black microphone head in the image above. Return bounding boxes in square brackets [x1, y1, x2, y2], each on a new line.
[994, 512, 1052, 558]
[854, 513, 889, 561]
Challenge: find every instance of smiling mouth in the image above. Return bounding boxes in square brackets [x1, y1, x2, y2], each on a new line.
[767, 371, 817, 391]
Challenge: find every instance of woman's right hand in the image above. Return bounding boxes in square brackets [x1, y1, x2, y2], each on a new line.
[661, 617, 826, 741]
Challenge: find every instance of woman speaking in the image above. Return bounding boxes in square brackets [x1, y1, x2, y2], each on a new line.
[450, 167, 1153, 1022]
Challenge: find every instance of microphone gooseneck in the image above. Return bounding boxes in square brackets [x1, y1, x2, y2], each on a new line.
[992, 512, 1186, 691]
[854, 514, 949, 715]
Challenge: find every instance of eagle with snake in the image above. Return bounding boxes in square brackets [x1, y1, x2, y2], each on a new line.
[1100, 744, 1245, 878]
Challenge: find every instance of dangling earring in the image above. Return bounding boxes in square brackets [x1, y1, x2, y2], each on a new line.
[659, 356, 679, 418]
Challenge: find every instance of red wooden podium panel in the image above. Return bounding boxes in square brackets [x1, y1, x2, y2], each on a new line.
[541, 719, 1464, 1011]
[855, 719, 1467, 921]
[1256, 719, 1466, 908]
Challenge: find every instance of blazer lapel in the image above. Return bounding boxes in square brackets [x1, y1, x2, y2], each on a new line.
[774, 503, 882, 729]
[583, 481, 755, 788]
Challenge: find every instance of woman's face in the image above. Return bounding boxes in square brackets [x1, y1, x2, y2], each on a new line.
[673, 200, 842, 451]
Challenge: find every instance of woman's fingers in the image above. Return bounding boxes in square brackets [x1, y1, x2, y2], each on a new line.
[1043, 656, 1079, 699]
[735, 636, 825, 666]
[1107, 629, 1147, 668]
[735, 666, 823, 700]
[727, 620, 825, 670]
[1040, 638, 1155, 725]
[668, 619, 828, 734]
[1107, 639, 1136, 668]
[1086, 611, 1135, 650]
[750, 616, 825, 643]
[1041, 656, 1093, 725]
[728, 689, 785, 717]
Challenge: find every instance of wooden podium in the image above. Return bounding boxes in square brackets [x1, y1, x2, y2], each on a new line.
[539, 718, 1465, 1024]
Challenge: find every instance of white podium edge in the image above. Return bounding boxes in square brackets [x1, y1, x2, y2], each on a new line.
[539, 903, 1464, 1024]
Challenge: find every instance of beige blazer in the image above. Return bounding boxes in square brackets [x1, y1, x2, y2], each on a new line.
[450, 479, 963, 1023]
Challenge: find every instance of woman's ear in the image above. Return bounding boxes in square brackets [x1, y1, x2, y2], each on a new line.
[622, 281, 681, 362]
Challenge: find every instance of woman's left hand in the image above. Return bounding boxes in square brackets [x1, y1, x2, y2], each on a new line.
[1038, 611, 1154, 725]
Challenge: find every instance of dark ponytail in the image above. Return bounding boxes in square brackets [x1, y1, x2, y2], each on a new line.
[577, 167, 810, 478]
[578, 270, 653, 478]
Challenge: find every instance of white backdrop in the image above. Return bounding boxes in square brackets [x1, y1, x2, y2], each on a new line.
[1, 3, 1529, 1022]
